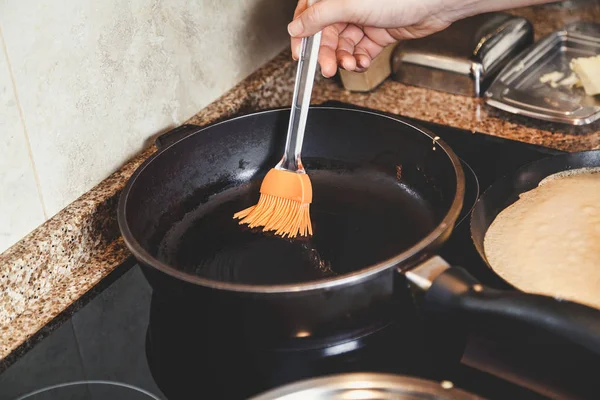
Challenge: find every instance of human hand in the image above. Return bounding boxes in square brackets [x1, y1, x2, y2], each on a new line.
[288, 0, 459, 78]
[288, 0, 552, 78]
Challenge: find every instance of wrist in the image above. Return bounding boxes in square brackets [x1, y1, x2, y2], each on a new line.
[444, 0, 551, 21]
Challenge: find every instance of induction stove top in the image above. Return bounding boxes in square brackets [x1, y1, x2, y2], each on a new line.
[0, 101, 586, 400]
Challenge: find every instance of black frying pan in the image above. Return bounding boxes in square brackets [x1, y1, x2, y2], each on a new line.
[120, 107, 463, 344]
[423, 151, 600, 360]
[470, 150, 600, 298]
[118, 107, 600, 355]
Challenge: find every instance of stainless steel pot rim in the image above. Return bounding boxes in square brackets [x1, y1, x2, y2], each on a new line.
[14, 380, 162, 400]
[248, 372, 482, 400]
[118, 107, 466, 294]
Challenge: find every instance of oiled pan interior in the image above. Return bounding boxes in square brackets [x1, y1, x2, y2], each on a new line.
[155, 160, 437, 285]
[124, 108, 461, 286]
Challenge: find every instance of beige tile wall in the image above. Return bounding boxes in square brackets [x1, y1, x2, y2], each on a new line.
[0, 43, 47, 252]
[0, 0, 295, 253]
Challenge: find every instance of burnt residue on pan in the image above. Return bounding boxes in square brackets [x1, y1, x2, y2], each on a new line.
[153, 158, 438, 285]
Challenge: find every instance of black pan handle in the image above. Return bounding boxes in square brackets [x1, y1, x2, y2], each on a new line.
[424, 266, 600, 356]
[155, 124, 203, 149]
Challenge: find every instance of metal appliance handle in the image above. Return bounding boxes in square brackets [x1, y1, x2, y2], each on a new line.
[406, 256, 600, 357]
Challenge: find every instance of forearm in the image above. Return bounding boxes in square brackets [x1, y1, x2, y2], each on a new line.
[447, 0, 557, 20]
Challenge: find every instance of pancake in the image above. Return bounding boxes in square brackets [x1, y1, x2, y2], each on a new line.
[484, 168, 600, 309]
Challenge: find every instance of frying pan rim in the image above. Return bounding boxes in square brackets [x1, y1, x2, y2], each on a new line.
[118, 107, 465, 294]
[469, 149, 600, 284]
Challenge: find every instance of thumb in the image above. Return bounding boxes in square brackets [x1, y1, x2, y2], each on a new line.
[288, 0, 356, 37]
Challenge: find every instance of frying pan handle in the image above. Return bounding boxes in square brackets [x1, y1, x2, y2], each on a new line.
[425, 266, 600, 356]
[155, 124, 203, 149]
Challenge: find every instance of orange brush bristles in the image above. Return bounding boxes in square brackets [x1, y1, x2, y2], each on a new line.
[233, 168, 313, 238]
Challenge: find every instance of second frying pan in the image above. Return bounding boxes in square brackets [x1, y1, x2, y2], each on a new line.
[470, 149, 600, 306]
[397, 152, 600, 359]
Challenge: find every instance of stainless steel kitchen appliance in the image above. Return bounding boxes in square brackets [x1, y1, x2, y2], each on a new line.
[392, 12, 534, 97]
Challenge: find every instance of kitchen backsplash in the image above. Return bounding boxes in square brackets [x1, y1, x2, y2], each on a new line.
[0, 0, 295, 253]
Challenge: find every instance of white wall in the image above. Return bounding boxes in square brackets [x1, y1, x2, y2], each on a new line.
[0, 0, 295, 253]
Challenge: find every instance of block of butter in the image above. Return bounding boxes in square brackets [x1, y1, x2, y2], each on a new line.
[570, 55, 600, 96]
[338, 44, 397, 92]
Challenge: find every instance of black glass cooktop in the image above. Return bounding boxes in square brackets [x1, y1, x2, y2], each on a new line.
[1, 101, 585, 400]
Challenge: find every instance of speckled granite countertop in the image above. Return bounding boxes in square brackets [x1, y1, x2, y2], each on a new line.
[1, 1, 599, 372]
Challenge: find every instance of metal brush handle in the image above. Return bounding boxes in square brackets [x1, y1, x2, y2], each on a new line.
[277, 30, 322, 173]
